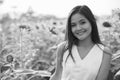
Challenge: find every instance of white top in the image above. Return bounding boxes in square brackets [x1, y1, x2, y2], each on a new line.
[61, 44, 104, 80]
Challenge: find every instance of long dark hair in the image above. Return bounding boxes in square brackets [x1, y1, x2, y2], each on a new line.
[64, 5, 102, 63]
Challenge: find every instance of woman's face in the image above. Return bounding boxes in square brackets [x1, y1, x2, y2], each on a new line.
[71, 13, 92, 41]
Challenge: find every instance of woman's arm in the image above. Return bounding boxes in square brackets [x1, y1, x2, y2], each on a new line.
[96, 47, 112, 80]
[50, 42, 66, 80]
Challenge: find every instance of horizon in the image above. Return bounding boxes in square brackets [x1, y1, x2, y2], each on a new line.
[0, 0, 120, 18]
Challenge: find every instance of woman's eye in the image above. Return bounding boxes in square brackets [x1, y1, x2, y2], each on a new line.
[80, 21, 86, 25]
[71, 23, 76, 27]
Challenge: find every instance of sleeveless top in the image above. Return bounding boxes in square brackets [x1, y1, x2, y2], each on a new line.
[61, 44, 104, 80]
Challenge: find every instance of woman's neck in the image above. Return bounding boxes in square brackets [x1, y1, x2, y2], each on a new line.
[77, 36, 95, 48]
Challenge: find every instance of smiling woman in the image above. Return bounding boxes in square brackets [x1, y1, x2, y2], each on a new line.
[50, 5, 112, 80]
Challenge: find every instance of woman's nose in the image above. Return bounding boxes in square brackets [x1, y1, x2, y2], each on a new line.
[76, 24, 81, 29]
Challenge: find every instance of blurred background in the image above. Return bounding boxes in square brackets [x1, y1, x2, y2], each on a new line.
[0, 0, 120, 80]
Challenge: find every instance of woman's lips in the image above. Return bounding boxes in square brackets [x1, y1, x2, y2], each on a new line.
[75, 30, 86, 35]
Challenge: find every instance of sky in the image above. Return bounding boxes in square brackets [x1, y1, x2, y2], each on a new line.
[0, 0, 120, 18]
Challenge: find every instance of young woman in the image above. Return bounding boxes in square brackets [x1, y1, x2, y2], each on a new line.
[50, 5, 112, 80]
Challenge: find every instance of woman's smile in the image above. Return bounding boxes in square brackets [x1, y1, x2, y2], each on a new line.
[75, 29, 86, 36]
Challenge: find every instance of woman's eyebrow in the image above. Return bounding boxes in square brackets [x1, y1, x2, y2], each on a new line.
[79, 19, 86, 22]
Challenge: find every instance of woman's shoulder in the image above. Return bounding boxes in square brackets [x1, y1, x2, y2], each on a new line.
[97, 44, 112, 56]
[103, 46, 112, 57]
[56, 41, 68, 56]
[57, 41, 66, 47]
[57, 41, 68, 50]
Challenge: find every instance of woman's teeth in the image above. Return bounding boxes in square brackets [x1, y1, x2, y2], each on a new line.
[76, 30, 86, 34]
